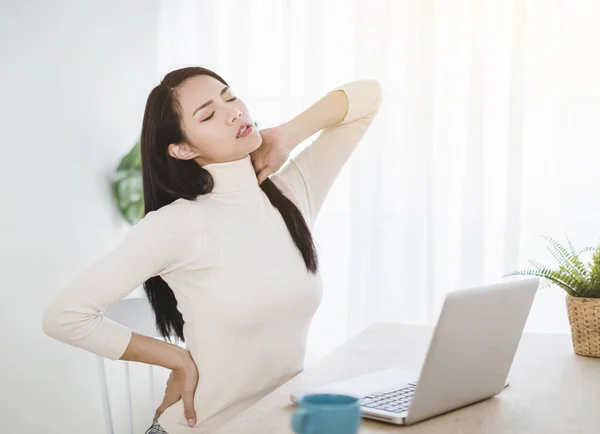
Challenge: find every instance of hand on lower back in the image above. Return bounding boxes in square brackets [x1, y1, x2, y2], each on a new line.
[153, 351, 199, 427]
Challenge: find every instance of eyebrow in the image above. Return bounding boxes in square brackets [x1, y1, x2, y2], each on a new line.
[192, 86, 230, 117]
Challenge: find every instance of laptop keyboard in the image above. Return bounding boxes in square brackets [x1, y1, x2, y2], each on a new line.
[361, 383, 417, 414]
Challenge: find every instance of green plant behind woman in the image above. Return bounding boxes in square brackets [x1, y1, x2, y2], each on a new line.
[112, 141, 143, 225]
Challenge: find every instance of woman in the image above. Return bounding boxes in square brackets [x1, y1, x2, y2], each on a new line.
[43, 66, 381, 433]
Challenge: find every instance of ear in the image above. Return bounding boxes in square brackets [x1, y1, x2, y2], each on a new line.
[168, 142, 199, 160]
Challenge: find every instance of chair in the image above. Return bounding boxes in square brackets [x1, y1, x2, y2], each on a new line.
[98, 297, 173, 434]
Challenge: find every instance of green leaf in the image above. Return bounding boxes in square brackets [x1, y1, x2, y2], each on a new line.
[540, 235, 591, 293]
[117, 141, 141, 171]
[565, 235, 592, 277]
[589, 245, 600, 291]
[528, 259, 551, 271]
[112, 142, 144, 225]
[566, 235, 578, 257]
[503, 236, 600, 298]
[503, 268, 579, 296]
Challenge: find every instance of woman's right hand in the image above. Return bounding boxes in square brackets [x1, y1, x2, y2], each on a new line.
[153, 349, 199, 427]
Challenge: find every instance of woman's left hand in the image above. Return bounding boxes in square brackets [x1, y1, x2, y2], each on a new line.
[250, 126, 296, 185]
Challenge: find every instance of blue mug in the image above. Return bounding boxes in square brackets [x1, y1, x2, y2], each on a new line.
[291, 393, 361, 434]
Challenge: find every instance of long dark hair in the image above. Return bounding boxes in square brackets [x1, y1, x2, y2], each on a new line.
[141, 67, 318, 342]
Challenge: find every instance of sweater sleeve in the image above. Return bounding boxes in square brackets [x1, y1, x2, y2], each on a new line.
[272, 79, 382, 227]
[42, 200, 195, 360]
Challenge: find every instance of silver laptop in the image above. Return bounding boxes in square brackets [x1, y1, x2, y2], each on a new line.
[291, 277, 540, 426]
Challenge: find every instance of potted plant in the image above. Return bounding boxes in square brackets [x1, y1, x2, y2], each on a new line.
[111, 141, 143, 225]
[504, 235, 600, 357]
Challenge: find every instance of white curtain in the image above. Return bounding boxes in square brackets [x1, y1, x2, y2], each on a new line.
[157, 0, 600, 362]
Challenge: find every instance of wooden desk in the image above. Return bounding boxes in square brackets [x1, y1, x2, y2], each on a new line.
[218, 323, 600, 434]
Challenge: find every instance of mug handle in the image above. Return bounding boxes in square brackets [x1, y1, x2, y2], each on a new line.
[291, 408, 311, 433]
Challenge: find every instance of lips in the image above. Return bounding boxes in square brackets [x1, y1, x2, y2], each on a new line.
[236, 122, 253, 139]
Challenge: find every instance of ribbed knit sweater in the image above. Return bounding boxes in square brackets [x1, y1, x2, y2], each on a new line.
[43, 79, 382, 433]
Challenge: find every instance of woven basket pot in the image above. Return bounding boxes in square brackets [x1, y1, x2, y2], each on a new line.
[565, 295, 600, 357]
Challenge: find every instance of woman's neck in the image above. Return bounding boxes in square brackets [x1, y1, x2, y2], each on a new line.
[202, 154, 259, 195]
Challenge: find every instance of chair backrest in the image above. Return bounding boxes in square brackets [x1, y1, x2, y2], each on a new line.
[105, 297, 163, 338]
[99, 296, 173, 434]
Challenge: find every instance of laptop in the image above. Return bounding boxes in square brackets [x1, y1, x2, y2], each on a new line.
[290, 277, 540, 425]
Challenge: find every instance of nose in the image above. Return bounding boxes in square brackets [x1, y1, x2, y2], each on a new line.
[226, 109, 242, 125]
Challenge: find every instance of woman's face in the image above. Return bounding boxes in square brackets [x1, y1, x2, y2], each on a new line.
[168, 75, 262, 166]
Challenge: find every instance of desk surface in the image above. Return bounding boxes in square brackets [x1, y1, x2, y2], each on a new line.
[218, 323, 600, 434]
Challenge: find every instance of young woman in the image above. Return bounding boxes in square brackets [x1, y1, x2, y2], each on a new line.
[43, 67, 381, 434]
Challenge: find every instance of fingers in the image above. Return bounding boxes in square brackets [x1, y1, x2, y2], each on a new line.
[251, 157, 262, 173]
[153, 390, 177, 422]
[251, 160, 259, 173]
[153, 404, 165, 423]
[182, 391, 197, 427]
[257, 167, 271, 185]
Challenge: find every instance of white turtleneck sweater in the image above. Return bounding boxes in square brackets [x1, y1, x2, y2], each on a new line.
[43, 79, 382, 433]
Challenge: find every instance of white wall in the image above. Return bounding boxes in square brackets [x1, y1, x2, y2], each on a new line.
[0, 1, 164, 432]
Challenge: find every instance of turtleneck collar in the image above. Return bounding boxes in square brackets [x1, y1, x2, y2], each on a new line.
[202, 154, 259, 195]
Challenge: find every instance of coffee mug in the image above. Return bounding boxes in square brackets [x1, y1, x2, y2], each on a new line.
[291, 393, 361, 434]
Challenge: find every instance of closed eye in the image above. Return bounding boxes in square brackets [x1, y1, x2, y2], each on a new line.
[200, 97, 238, 122]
